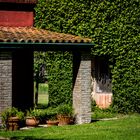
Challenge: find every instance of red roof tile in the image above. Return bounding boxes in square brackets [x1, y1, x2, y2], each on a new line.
[0, 27, 91, 44]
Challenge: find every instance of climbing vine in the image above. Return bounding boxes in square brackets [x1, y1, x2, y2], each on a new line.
[46, 51, 72, 107]
[35, 0, 140, 113]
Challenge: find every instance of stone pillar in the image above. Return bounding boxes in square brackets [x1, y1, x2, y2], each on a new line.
[73, 51, 91, 124]
[0, 52, 12, 123]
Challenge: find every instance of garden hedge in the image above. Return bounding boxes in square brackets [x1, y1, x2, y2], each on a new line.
[35, 0, 140, 113]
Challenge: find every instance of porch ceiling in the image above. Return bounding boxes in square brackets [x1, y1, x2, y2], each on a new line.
[0, 26, 91, 44]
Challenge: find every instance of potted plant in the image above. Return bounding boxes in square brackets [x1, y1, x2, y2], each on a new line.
[46, 115, 59, 127]
[25, 109, 40, 127]
[1, 107, 24, 131]
[45, 107, 59, 127]
[57, 104, 73, 126]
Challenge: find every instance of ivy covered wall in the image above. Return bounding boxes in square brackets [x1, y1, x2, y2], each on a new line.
[46, 51, 72, 107]
[35, 0, 140, 113]
[34, 51, 72, 107]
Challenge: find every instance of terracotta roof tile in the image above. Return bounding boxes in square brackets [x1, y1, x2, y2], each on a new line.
[0, 27, 91, 43]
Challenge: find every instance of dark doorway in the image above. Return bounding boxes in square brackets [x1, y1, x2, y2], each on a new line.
[95, 57, 112, 93]
[12, 49, 34, 111]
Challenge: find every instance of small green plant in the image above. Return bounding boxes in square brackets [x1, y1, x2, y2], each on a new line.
[57, 104, 73, 117]
[44, 107, 58, 120]
[91, 99, 117, 119]
[47, 115, 57, 121]
[56, 104, 74, 125]
[26, 109, 42, 119]
[26, 109, 50, 123]
[1, 107, 24, 128]
[26, 109, 43, 126]
[92, 105, 117, 120]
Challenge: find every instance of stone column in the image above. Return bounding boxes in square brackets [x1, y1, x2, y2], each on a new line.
[0, 52, 12, 123]
[73, 51, 91, 124]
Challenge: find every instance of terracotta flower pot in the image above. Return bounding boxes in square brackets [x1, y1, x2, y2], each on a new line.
[7, 117, 20, 131]
[26, 117, 39, 127]
[46, 120, 59, 127]
[57, 115, 72, 126]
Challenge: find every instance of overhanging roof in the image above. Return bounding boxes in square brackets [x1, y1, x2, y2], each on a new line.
[0, 26, 93, 50]
[0, 27, 91, 43]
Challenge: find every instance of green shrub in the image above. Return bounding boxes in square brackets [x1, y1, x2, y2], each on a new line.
[91, 99, 117, 119]
[92, 106, 117, 120]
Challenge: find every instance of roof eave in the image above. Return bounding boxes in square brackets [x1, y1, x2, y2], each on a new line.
[0, 42, 94, 51]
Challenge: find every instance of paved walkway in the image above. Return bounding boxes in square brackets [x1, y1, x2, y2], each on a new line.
[20, 124, 48, 130]
[0, 137, 10, 140]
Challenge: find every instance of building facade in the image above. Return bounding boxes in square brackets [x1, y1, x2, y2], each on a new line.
[0, 0, 112, 125]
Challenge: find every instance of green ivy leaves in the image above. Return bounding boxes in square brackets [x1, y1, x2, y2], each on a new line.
[46, 51, 72, 107]
[35, 0, 140, 113]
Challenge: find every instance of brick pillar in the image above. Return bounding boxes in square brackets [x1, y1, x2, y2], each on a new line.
[0, 52, 12, 123]
[73, 51, 91, 124]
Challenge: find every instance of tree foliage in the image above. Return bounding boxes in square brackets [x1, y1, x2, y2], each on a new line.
[35, 0, 140, 113]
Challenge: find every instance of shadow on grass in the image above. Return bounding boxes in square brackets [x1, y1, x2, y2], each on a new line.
[9, 136, 64, 140]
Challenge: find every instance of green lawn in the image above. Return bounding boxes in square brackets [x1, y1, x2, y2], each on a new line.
[34, 83, 49, 107]
[0, 114, 140, 140]
[38, 94, 48, 105]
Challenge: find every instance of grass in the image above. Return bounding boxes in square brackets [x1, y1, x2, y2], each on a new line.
[38, 94, 48, 105]
[0, 114, 140, 140]
[34, 83, 49, 107]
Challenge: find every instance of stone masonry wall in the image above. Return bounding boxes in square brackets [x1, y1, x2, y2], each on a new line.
[0, 52, 12, 124]
[73, 51, 91, 124]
